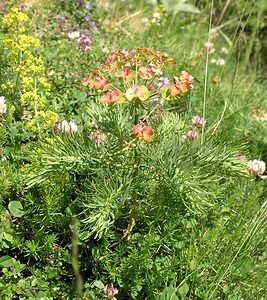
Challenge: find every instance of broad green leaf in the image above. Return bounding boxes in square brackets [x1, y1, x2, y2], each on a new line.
[156, 286, 179, 300]
[8, 201, 24, 217]
[3, 232, 13, 242]
[73, 91, 87, 101]
[0, 255, 14, 268]
[178, 282, 189, 296]
[94, 280, 105, 289]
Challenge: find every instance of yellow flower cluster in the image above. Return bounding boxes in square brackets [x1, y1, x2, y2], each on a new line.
[1, 7, 58, 134]
[2, 7, 28, 29]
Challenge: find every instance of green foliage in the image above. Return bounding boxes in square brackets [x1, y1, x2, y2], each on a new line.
[0, 0, 266, 299]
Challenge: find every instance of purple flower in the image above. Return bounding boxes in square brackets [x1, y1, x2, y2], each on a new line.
[158, 76, 170, 88]
[90, 21, 98, 31]
[84, 15, 90, 22]
[77, 34, 92, 51]
[83, 1, 90, 10]
[121, 49, 130, 56]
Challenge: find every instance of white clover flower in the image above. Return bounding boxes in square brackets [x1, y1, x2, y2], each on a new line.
[61, 120, 71, 133]
[69, 121, 78, 133]
[247, 160, 265, 176]
[209, 27, 218, 38]
[55, 120, 78, 134]
[216, 58, 225, 65]
[68, 31, 80, 40]
[0, 96, 7, 114]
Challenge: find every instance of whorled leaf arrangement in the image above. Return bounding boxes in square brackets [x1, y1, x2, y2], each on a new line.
[25, 47, 249, 242]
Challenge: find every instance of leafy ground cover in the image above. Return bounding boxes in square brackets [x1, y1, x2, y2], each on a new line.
[0, 0, 266, 299]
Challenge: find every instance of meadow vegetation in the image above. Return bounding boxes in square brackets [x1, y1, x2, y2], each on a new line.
[0, 0, 266, 299]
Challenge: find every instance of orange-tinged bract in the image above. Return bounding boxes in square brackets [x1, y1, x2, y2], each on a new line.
[133, 124, 154, 142]
[100, 90, 125, 105]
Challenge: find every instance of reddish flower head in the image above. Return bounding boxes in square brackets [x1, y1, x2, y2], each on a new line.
[175, 82, 188, 95]
[82, 77, 91, 87]
[133, 124, 154, 142]
[187, 130, 198, 141]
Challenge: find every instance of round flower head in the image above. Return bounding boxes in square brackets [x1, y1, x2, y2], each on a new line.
[247, 160, 265, 176]
[103, 284, 119, 298]
[187, 130, 198, 141]
[60, 120, 70, 133]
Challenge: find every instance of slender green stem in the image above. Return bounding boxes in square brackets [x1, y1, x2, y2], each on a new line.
[201, 0, 214, 145]
[124, 101, 140, 240]
[71, 217, 83, 300]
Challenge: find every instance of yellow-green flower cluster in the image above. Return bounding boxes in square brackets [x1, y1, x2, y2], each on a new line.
[26, 110, 58, 133]
[1, 7, 58, 134]
[2, 7, 28, 29]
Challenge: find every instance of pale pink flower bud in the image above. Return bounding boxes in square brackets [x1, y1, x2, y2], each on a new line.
[192, 115, 206, 127]
[103, 284, 119, 298]
[247, 160, 265, 176]
[54, 120, 78, 134]
[187, 130, 198, 141]
[61, 120, 71, 134]
[205, 41, 215, 54]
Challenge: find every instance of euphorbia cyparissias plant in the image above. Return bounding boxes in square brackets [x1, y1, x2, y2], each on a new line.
[82, 48, 194, 240]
